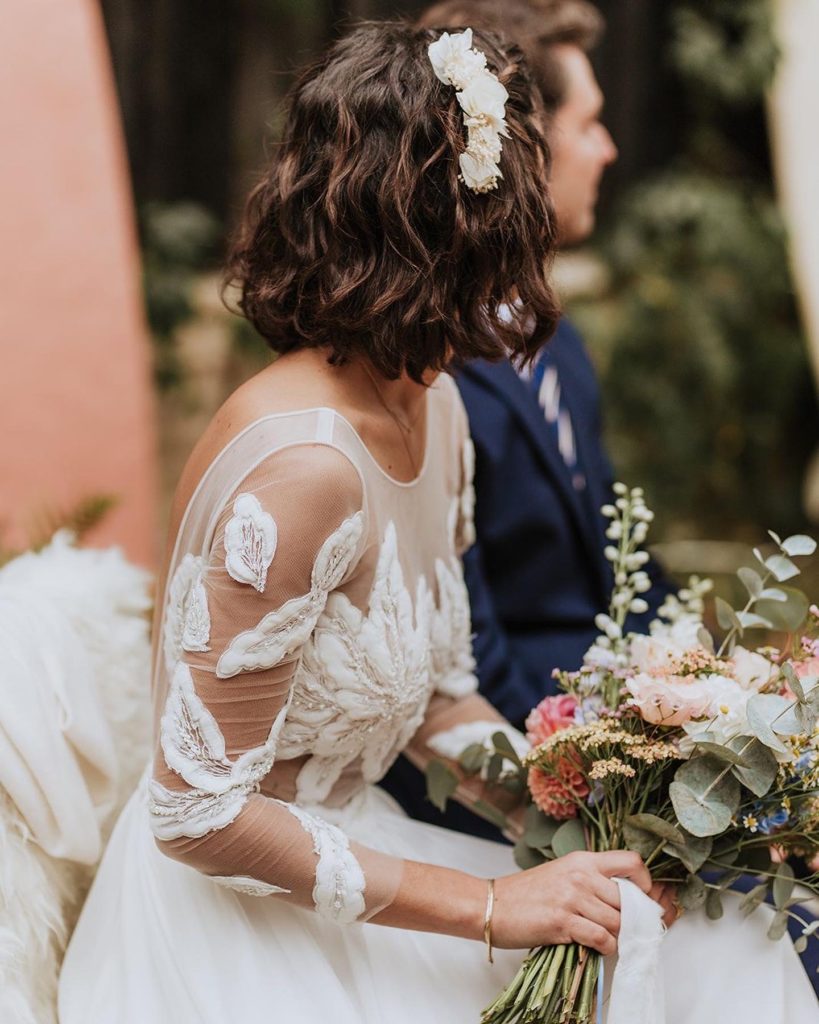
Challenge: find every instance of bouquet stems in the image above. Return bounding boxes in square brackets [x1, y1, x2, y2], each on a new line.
[481, 944, 600, 1024]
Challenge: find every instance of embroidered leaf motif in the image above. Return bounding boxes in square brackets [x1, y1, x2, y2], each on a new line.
[210, 875, 291, 897]
[224, 493, 278, 592]
[431, 555, 477, 697]
[164, 554, 206, 672]
[160, 661, 288, 795]
[283, 802, 365, 923]
[216, 512, 363, 679]
[280, 521, 434, 803]
[181, 573, 211, 652]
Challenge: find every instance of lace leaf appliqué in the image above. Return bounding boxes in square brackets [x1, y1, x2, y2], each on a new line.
[282, 803, 365, 923]
[280, 521, 433, 804]
[217, 511, 364, 679]
[224, 493, 278, 593]
[150, 661, 289, 839]
[164, 554, 210, 671]
[210, 874, 291, 898]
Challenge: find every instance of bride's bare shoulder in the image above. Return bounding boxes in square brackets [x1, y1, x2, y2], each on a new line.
[170, 352, 329, 517]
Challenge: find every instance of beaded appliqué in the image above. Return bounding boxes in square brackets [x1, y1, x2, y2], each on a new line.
[217, 512, 363, 679]
[210, 875, 291, 898]
[149, 661, 289, 840]
[283, 803, 365, 923]
[164, 554, 211, 671]
[224, 493, 278, 593]
[278, 522, 433, 804]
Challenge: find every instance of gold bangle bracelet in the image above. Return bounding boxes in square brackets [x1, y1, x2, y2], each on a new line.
[483, 878, 495, 964]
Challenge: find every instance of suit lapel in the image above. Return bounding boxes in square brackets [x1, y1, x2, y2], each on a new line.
[463, 357, 604, 573]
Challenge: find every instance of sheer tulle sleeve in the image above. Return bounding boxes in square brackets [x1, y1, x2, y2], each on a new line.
[149, 444, 401, 922]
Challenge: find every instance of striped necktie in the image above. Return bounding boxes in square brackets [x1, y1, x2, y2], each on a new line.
[529, 349, 586, 492]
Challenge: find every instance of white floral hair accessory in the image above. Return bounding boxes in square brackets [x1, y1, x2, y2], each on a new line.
[427, 27, 509, 194]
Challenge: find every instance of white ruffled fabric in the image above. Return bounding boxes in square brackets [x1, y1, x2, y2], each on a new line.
[0, 533, 152, 1024]
[607, 879, 666, 1024]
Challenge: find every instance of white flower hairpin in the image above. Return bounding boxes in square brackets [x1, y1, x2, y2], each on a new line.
[428, 28, 510, 194]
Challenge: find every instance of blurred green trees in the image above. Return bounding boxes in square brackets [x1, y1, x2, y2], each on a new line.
[572, 0, 817, 540]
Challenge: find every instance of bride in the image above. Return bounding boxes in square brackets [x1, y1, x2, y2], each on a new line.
[59, 20, 817, 1023]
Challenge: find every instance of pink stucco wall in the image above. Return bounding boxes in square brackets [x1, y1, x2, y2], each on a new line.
[0, 0, 158, 567]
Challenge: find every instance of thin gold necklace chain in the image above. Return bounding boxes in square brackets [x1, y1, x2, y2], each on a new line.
[362, 364, 424, 478]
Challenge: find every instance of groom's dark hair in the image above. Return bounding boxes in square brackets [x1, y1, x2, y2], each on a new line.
[417, 0, 604, 120]
[225, 21, 560, 382]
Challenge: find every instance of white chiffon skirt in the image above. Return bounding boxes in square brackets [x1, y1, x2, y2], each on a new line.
[59, 781, 818, 1024]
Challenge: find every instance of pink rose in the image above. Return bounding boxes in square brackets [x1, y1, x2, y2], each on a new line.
[526, 695, 579, 746]
[625, 672, 713, 726]
[795, 656, 819, 680]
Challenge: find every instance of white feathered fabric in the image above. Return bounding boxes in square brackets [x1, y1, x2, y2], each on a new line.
[0, 533, 152, 1024]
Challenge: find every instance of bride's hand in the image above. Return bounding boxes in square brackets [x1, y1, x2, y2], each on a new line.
[492, 850, 652, 955]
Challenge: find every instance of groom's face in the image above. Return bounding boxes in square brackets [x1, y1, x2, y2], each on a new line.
[547, 45, 618, 247]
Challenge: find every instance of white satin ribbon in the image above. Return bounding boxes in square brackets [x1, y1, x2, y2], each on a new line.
[606, 877, 667, 1024]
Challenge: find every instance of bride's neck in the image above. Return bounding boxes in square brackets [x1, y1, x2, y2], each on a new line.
[295, 347, 436, 424]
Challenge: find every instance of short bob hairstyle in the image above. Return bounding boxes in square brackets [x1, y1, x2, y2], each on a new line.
[226, 21, 560, 382]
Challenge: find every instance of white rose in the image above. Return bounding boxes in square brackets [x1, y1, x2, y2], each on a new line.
[459, 151, 500, 192]
[628, 633, 682, 674]
[731, 646, 776, 691]
[428, 29, 486, 89]
[458, 71, 509, 135]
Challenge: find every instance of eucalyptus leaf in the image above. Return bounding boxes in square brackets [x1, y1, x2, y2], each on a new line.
[486, 753, 504, 783]
[764, 554, 800, 582]
[459, 743, 488, 775]
[727, 737, 778, 796]
[782, 663, 804, 702]
[692, 741, 750, 768]
[739, 882, 768, 917]
[756, 587, 809, 632]
[514, 839, 546, 870]
[670, 757, 740, 837]
[773, 862, 796, 910]
[662, 832, 713, 873]
[425, 761, 458, 812]
[768, 910, 790, 941]
[492, 730, 522, 766]
[794, 936, 809, 954]
[758, 587, 787, 602]
[737, 566, 762, 599]
[679, 874, 707, 911]
[736, 611, 774, 630]
[768, 530, 783, 547]
[522, 804, 559, 849]
[705, 888, 724, 920]
[697, 626, 715, 653]
[623, 823, 657, 859]
[551, 818, 587, 858]
[624, 814, 685, 845]
[715, 596, 742, 632]
[746, 695, 793, 754]
[781, 534, 817, 557]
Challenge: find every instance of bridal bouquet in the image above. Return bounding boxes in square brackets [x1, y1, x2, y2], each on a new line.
[431, 485, 819, 1024]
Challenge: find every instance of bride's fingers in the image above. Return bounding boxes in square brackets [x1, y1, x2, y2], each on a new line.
[578, 896, 621, 938]
[596, 851, 653, 894]
[591, 874, 621, 911]
[568, 915, 617, 957]
[649, 882, 678, 927]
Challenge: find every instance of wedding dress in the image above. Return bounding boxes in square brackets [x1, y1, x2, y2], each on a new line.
[59, 374, 817, 1023]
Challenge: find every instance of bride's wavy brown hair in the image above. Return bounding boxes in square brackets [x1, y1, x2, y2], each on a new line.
[226, 21, 559, 382]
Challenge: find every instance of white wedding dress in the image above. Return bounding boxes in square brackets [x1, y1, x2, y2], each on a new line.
[59, 374, 817, 1023]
